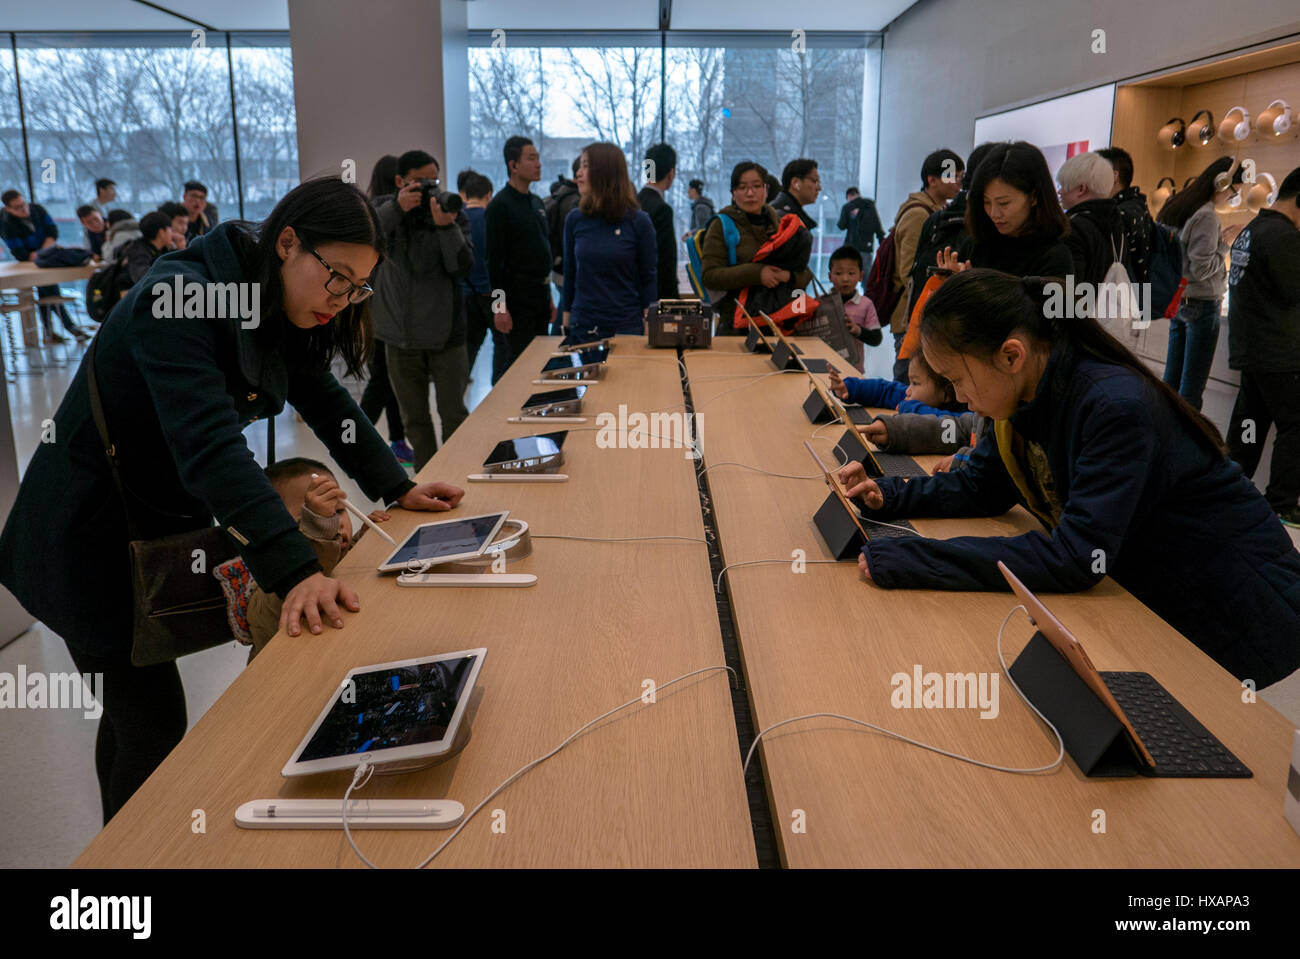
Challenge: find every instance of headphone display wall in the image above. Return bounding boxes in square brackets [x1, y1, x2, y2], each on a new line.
[1158, 101, 1297, 149]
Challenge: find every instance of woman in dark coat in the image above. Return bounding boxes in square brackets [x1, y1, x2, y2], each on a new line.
[839, 269, 1300, 689]
[0, 178, 465, 821]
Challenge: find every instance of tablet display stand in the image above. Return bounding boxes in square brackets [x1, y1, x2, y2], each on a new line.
[803, 388, 835, 424]
[834, 428, 870, 464]
[812, 493, 865, 561]
[745, 324, 771, 354]
[1008, 631, 1143, 777]
[372, 721, 474, 774]
[770, 339, 805, 371]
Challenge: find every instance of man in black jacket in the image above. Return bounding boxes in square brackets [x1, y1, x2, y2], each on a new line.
[638, 143, 679, 302]
[485, 136, 554, 375]
[1227, 166, 1300, 525]
[838, 187, 885, 257]
[771, 158, 820, 230]
[547, 158, 581, 300]
[1098, 146, 1153, 283]
[1057, 151, 1123, 286]
[121, 211, 173, 285]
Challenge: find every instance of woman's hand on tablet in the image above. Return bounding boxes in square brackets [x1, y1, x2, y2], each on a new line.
[280, 572, 359, 637]
[398, 482, 465, 512]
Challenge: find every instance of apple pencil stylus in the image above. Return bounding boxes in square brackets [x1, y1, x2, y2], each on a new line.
[311, 473, 397, 545]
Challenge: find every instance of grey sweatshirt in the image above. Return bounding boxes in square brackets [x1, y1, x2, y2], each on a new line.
[878, 410, 988, 465]
[1179, 201, 1229, 301]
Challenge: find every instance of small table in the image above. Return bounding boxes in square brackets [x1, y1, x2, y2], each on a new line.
[0, 259, 96, 347]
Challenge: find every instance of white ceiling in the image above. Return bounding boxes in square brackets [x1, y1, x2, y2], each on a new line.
[1, 0, 919, 33]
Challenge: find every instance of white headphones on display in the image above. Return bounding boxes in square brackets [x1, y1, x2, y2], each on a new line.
[1255, 99, 1293, 137]
[1246, 172, 1279, 211]
[1218, 106, 1252, 144]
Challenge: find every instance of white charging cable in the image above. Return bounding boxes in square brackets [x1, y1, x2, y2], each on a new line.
[715, 558, 842, 592]
[339, 665, 738, 868]
[741, 605, 1065, 777]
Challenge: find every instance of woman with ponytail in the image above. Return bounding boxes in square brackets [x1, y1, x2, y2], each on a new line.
[838, 268, 1300, 688]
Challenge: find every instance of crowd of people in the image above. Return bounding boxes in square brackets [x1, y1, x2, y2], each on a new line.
[1, 129, 1299, 825]
[1, 177, 219, 344]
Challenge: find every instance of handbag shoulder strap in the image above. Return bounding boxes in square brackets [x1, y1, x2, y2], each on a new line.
[86, 333, 142, 539]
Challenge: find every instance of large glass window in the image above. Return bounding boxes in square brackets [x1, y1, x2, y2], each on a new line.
[468, 31, 881, 284]
[0, 46, 26, 210]
[0, 31, 296, 238]
[230, 35, 298, 222]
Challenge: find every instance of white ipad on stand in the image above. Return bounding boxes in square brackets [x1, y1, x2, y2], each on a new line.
[281, 648, 487, 778]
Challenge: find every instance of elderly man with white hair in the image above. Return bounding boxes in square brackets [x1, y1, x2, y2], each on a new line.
[1056, 151, 1126, 285]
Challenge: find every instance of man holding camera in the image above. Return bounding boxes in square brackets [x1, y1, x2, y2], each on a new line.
[372, 149, 474, 470]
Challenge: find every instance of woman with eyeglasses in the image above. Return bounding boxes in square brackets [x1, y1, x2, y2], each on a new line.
[0, 177, 465, 822]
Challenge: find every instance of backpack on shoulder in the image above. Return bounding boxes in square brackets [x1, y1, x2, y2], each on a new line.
[1147, 220, 1187, 320]
[864, 201, 929, 322]
[684, 212, 740, 305]
[86, 256, 132, 322]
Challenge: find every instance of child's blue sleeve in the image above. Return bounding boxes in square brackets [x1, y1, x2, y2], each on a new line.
[842, 377, 905, 408]
[895, 399, 966, 417]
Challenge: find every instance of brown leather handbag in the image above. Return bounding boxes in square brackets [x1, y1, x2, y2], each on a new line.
[86, 335, 238, 666]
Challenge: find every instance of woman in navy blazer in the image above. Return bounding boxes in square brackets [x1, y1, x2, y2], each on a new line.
[838, 269, 1300, 688]
[561, 141, 657, 339]
[0, 178, 466, 820]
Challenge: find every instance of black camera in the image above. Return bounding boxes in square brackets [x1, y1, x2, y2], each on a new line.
[648, 299, 713, 350]
[415, 179, 463, 218]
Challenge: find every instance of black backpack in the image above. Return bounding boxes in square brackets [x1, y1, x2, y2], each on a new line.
[905, 201, 968, 319]
[86, 256, 131, 322]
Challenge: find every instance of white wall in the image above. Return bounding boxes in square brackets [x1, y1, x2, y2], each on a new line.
[876, 0, 1300, 217]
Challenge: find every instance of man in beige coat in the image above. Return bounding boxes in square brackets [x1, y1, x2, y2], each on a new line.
[888, 149, 964, 380]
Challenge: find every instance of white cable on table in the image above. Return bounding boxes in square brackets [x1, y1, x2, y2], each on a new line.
[339, 665, 740, 868]
[740, 605, 1065, 777]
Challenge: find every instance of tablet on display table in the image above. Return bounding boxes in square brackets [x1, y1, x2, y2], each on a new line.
[376, 511, 509, 572]
[282, 649, 487, 777]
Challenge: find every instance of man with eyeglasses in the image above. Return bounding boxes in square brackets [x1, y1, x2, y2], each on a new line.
[370, 149, 474, 470]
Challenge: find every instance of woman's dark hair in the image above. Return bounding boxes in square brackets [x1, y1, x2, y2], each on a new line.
[729, 160, 768, 192]
[366, 154, 398, 200]
[765, 173, 781, 203]
[578, 142, 638, 224]
[1157, 155, 1233, 230]
[962, 142, 1000, 191]
[106, 208, 133, 225]
[965, 141, 1070, 251]
[237, 177, 384, 379]
[920, 269, 1225, 454]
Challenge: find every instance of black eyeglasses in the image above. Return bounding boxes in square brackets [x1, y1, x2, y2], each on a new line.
[303, 243, 373, 304]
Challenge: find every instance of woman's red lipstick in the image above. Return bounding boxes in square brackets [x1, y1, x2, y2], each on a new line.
[313, 312, 333, 325]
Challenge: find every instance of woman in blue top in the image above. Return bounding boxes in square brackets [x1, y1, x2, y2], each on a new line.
[561, 142, 657, 339]
[837, 269, 1300, 688]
